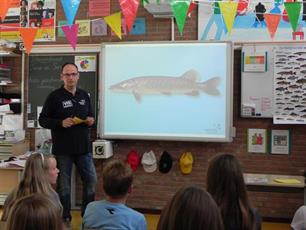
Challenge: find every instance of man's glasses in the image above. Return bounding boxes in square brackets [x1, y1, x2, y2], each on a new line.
[62, 72, 79, 77]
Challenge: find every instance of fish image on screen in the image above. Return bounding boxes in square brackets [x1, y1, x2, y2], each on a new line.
[100, 42, 233, 142]
[109, 69, 221, 103]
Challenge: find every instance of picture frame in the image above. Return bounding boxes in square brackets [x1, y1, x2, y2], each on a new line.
[247, 128, 268, 153]
[270, 130, 290, 155]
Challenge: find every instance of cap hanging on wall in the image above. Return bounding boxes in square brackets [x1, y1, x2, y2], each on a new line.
[127, 150, 140, 171]
[159, 151, 172, 173]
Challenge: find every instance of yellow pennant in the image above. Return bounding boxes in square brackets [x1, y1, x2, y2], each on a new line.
[219, 1, 238, 35]
[104, 12, 122, 39]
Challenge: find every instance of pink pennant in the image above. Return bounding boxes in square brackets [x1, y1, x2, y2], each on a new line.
[61, 24, 79, 50]
[119, 0, 140, 32]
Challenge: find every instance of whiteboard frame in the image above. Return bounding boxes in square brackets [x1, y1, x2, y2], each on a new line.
[99, 41, 234, 142]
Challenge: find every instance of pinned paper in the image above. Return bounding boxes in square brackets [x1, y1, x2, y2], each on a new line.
[219, 1, 238, 34]
[19, 28, 38, 55]
[265, 14, 281, 39]
[61, 0, 81, 26]
[104, 12, 122, 39]
[171, 0, 190, 35]
[119, 0, 140, 32]
[284, 2, 302, 32]
[61, 24, 79, 50]
[0, 0, 11, 21]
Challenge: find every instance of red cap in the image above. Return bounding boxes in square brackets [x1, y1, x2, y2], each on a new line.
[127, 150, 140, 171]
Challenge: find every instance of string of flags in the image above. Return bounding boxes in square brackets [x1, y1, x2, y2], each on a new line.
[0, 0, 304, 54]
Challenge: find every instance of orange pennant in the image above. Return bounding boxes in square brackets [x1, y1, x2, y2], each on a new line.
[265, 13, 281, 39]
[19, 28, 38, 55]
[0, 0, 11, 22]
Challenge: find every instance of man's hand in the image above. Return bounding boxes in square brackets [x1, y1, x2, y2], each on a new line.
[85, 117, 95, 126]
[62, 117, 75, 128]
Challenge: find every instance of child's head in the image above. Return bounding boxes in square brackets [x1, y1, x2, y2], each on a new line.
[206, 153, 246, 202]
[102, 159, 133, 199]
[157, 186, 224, 230]
[44, 154, 59, 185]
[6, 193, 63, 230]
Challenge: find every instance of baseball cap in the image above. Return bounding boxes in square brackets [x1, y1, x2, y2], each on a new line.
[179, 152, 193, 174]
[141, 150, 157, 173]
[127, 150, 140, 171]
[159, 151, 172, 173]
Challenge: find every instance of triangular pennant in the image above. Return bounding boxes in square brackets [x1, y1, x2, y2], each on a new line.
[19, 28, 38, 55]
[104, 12, 122, 39]
[61, 0, 81, 26]
[0, 0, 11, 22]
[61, 24, 79, 50]
[219, 1, 238, 34]
[265, 13, 281, 39]
[187, 1, 196, 17]
[284, 2, 301, 32]
[119, 0, 140, 32]
[170, 0, 190, 35]
[141, 0, 149, 6]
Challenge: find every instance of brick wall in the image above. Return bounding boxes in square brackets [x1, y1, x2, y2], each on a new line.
[25, 0, 305, 219]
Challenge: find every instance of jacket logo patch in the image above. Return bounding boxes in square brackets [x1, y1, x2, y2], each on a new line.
[62, 100, 73, 108]
[79, 99, 86, 105]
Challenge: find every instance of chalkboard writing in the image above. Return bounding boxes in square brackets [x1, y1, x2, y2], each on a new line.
[28, 54, 97, 127]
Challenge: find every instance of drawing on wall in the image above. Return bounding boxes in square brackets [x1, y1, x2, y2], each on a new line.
[109, 69, 221, 103]
[270, 129, 290, 154]
[273, 46, 306, 124]
[247, 128, 267, 153]
[198, 0, 306, 42]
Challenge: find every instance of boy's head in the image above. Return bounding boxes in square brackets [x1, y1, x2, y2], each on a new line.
[103, 159, 133, 199]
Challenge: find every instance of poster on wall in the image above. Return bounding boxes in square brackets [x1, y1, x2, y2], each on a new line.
[0, 0, 21, 41]
[273, 46, 306, 124]
[198, 0, 306, 42]
[28, 0, 56, 41]
[247, 128, 268, 153]
[0, 0, 56, 42]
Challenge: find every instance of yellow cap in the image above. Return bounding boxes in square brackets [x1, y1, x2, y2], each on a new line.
[179, 152, 193, 174]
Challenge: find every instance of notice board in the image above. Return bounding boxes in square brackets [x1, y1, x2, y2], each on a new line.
[28, 54, 98, 127]
[241, 43, 306, 119]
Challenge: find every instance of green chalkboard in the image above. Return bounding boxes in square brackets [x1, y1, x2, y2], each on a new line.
[28, 54, 97, 127]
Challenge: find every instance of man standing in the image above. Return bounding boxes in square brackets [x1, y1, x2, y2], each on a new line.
[39, 63, 97, 225]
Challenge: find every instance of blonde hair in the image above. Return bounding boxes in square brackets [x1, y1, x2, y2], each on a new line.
[1, 153, 58, 221]
[6, 193, 63, 230]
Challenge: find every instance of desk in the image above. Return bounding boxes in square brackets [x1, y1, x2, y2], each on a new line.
[0, 167, 23, 205]
[244, 173, 305, 205]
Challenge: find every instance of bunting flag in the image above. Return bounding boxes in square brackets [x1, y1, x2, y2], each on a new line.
[141, 0, 149, 6]
[284, 2, 302, 32]
[61, 0, 81, 26]
[119, 0, 140, 32]
[104, 12, 122, 39]
[265, 13, 281, 39]
[0, 0, 11, 22]
[187, 1, 196, 17]
[19, 28, 38, 55]
[61, 24, 79, 50]
[170, 0, 190, 35]
[219, 1, 238, 35]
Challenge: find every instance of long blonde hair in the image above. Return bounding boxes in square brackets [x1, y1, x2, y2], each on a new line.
[1, 153, 57, 221]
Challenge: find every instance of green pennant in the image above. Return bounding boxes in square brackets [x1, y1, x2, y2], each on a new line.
[284, 2, 302, 32]
[170, 0, 190, 35]
[141, 0, 149, 5]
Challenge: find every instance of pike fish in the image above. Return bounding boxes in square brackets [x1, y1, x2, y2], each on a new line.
[110, 70, 221, 102]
